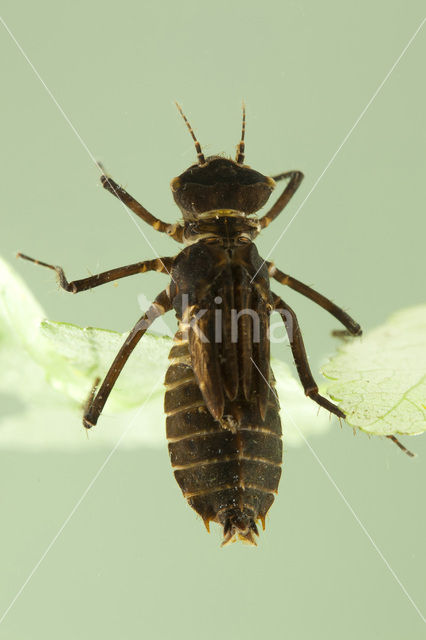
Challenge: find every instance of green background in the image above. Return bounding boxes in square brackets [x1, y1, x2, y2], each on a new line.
[1, 1, 425, 638]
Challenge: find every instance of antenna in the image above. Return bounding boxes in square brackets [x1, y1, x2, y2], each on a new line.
[175, 102, 206, 166]
[236, 101, 246, 164]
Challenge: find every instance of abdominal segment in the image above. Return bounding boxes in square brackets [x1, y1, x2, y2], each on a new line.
[165, 334, 282, 546]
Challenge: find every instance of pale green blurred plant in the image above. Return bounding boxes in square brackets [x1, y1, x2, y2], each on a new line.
[323, 305, 426, 437]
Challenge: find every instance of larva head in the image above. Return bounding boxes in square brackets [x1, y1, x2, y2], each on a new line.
[171, 104, 275, 219]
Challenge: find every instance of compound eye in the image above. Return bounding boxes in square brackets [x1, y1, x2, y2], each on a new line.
[170, 177, 180, 192]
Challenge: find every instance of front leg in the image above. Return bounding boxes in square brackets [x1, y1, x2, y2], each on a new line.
[17, 253, 175, 292]
[100, 173, 184, 243]
[272, 292, 345, 419]
[258, 171, 304, 230]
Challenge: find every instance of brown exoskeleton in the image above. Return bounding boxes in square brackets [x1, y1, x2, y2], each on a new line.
[19, 104, 367, 545]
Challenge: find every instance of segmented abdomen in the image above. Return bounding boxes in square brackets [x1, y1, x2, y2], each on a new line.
[164, 330, 282, 545]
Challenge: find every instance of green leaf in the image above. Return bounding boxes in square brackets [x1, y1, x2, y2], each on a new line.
[322, 305, 426, 436]
[37, 320, 171, 409]
[0, 253, 44, 350]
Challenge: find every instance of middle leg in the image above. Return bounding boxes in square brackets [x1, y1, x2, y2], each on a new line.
[268, 263, 362, 336]
[17, 253, 175, 293]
